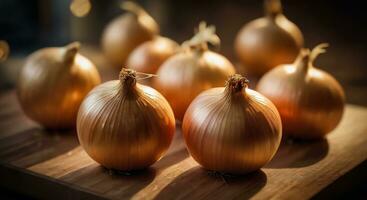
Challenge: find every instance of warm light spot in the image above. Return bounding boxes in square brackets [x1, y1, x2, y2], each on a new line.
[76, 55, 92, 71]
[284, 65, 296, 74]
[142, 85, 160, 100]
[0, 40, 10, 62]
[204, 52, 227, 69]
[310, 69, 323, 78]
[70, 0, 91, 18]
[155, 40, 170, 52]
[71, 90, 82, 102]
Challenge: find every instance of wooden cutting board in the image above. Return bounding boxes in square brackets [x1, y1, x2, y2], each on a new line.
[0, 90, 367, 200]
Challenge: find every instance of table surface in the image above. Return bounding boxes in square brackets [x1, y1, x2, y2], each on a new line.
[0, 47, 367, 199]
[0, 89, 367, 200]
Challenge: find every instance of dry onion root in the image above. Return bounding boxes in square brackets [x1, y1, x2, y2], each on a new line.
[256, 43, 345, 139]
[154, 22, 236, 120]
[101, 1, 159, 68]
[183, 74, 282, 174]
[77, 69, 175, 171]
[235, 0, 304, 77]
[17, 42, 101, 129]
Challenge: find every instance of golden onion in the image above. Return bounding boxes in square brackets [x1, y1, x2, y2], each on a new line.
[101, 1, 159, 68]
[183, 74, 282, 174]
[77, 69, 175, 171]
[257, 43, 345, 139]
[154, 22, 236, 120]
[17, 42, 101, 129]
[235, 0, 303, 77]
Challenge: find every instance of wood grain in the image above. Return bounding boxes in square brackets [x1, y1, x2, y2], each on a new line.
[0, 90, 367, 200]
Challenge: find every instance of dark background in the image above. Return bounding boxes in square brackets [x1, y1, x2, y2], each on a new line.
[1, 0, 367, 56]
[1, 0, 367, 105]
[0, 0, 366, 199]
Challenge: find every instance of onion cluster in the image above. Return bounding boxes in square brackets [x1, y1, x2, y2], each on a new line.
[257, 43, 345, 139]
[183, 74, 282, 174]
[235, 0, 303, 77]
[77, 69, 175, 171]
[154, 22, 236, 120]
[17, 42, 101, 129]
[101, 1, 159, 68]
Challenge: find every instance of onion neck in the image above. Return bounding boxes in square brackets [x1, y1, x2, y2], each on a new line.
[63, 42, 80, 65]
[122, 2, 159, 35]
[191, 43, 208, 54]
[264, 0, 282, 20]
[225, 74, 249, 98]
[119, 69, 137, 95]
[294, 49, 312, 74]
[181, 21, 220, 54]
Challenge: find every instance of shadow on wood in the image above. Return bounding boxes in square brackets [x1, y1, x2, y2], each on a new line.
[61, 165, 156, 199]
[0, 127, 79, 167]
[265, 138, 329, 168]
[154, 166, 267, 199]
[153, 129, 189, 170]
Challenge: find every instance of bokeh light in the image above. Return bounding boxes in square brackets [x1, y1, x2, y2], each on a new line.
[70, 0, 91, 18]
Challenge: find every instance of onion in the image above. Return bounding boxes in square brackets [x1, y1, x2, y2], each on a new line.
[183, 74, 282, 174]
[17, 42, 101, 129]
[127, 36, 179, 74]
[101, 1, 159, 68]
[256, 43, 345, 139]
[77, 69, 175, 171]
[154, 22, 236, 120]
[235, 0, 303, 77]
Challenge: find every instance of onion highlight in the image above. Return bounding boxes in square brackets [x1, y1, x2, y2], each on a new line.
[256, 43, 345, 139]
[101, 1, 159, 68]
[17, 42, 101, 129]
[235, 0, 303, 77]
[183, 74, 282, 174]
[77, 69, 175, 171]
[154, 22, 236, 120]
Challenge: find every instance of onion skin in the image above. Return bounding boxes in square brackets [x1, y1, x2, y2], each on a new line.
[154, 22, 236, 120]
[127, 36, 179, 74]
[183, 75, 282, 174]
[17, 42, 101, 129]
[154, 50, 235, 120]
[235, 0, 303, 77]
[101, 2, 159, 68]
[256, 44, 345, 139]
[77, 69, 175, 171]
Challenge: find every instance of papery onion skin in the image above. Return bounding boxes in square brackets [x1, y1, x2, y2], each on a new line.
[154, 22, 236, 120]
[183, 75, 282, 174]
[154, 51, 235, 120]
[256, 44, 345, 139]
[235, 0, 303, 77]
[17, 42, 101, 129]
[101, 1, 159, 68]
[77, 69, 175, 171]
[127, 36, 179, 74]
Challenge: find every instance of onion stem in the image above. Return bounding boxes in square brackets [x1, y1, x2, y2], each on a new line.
[295, 43, 329, 73]
[181, 21, 220, 52]
[310, 43, 329, 63]
[225, 74, 249, 95]
[264, 0, 282, 18]
[119, 68, 137, 88]
[63, 42, 80, 64]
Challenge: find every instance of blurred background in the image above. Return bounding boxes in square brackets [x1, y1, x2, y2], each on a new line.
[0, 0, 366, 199]
[0, 0, 367, 106]
[0, 0, 367, 105]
